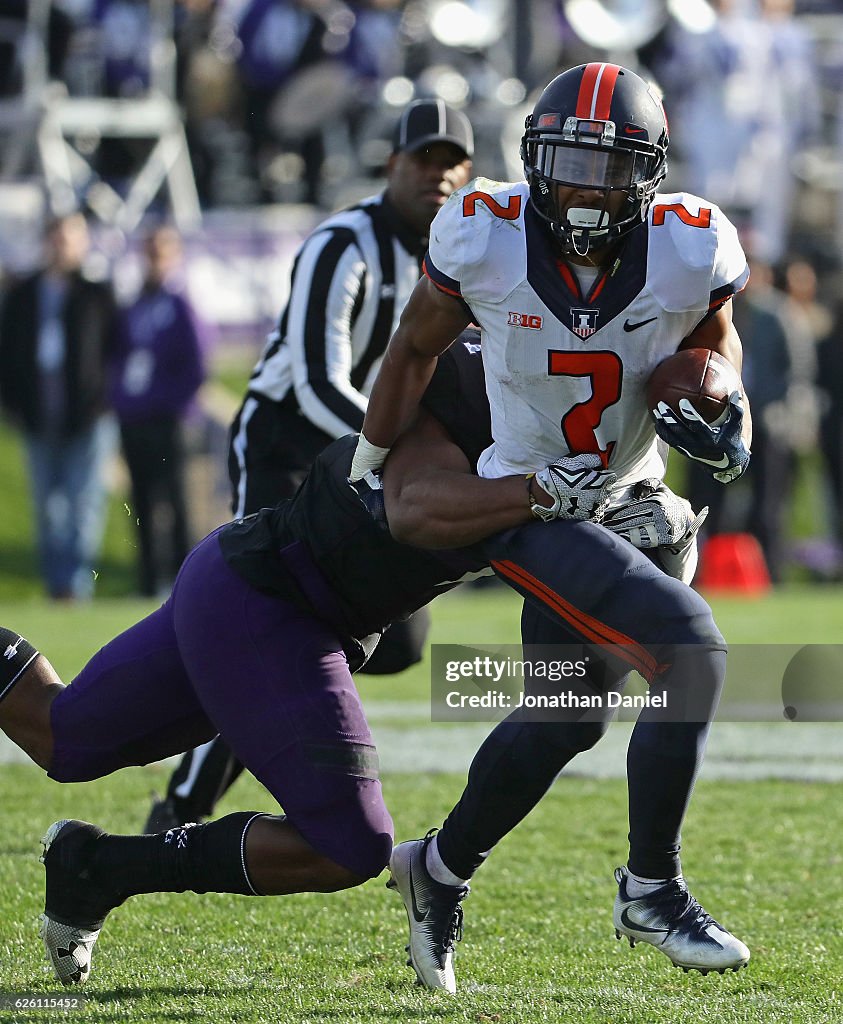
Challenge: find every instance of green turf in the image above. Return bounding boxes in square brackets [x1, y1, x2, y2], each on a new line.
[1, 589, 842, 1020]
[1, 582, 843, 705]
[0, 766, 839, 1023]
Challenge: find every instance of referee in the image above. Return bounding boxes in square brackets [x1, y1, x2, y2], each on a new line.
[145, 99, 474, 831]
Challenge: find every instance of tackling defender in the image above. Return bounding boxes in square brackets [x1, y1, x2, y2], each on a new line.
[0, 334, 738, 988]
[350, 64, 753, 990]
[146, 100, 476, 833]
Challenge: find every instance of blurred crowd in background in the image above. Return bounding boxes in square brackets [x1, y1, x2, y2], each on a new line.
[1, 0, 843, 597]
[3, 0, 843, 219]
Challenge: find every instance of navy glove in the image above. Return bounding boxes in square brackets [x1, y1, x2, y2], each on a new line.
[348, 469, 389, 530]
[652, 390, 750, 483]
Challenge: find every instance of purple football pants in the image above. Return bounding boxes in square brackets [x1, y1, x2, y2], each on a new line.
[48, 530, 392, 879]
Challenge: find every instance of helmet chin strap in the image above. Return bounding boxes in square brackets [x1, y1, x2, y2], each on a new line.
[570, 230, 594, 257]
[567, 207, 610, 258]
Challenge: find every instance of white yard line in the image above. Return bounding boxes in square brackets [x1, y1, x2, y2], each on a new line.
[370, 720, 843, 781]
[1, 712, 839, 781]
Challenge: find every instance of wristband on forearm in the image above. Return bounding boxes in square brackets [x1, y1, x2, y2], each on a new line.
[349, 433, 391, 483]
[526, 472, 558, 522]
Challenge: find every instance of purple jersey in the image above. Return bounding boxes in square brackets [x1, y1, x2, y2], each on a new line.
[111, 285, 206, 424]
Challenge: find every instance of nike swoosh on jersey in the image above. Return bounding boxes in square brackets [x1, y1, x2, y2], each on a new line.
[408, 864, 427, 923]
[623, 317, 658, 332]
[620, 907, 671, 936]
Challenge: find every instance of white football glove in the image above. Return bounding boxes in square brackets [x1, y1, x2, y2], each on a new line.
[603, 479, 708, 584]
[532, 454, 617, 522]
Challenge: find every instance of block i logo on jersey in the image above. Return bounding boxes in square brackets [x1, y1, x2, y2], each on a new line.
[571, 309, 599, 338]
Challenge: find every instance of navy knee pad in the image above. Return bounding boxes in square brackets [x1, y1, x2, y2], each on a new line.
[0, 628, 39, 703]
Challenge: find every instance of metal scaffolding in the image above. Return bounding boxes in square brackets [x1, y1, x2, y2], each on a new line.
[0, 0, 200, 231]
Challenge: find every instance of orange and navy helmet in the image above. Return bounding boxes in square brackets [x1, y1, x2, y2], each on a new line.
[521, 63, 668, 255]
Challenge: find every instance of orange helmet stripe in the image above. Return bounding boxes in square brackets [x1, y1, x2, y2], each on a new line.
[575, 62, 622, 122]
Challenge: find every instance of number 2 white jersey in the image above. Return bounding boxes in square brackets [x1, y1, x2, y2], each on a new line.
[424, 178, 748, 490]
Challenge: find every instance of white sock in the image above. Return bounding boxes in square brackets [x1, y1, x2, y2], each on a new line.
[625, 869, 681, 899]
[425, 835, 469, 887]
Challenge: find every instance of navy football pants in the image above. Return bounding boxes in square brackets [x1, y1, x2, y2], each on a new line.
[436, 519, 726, 881]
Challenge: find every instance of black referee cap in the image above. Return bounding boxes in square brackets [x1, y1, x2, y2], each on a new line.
[392, 99, 474, 159]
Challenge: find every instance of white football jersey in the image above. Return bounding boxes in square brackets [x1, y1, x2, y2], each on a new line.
[425, 177, 748, 493]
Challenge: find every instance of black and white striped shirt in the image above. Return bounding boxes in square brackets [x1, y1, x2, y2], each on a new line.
[247, 193, 426, 437]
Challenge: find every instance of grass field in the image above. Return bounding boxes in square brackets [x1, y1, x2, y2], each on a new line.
[2, 768, 840, 1024]
[0, 588, 841, 1022]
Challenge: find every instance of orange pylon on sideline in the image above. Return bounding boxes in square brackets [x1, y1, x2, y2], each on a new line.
[696, 533, 772, 594]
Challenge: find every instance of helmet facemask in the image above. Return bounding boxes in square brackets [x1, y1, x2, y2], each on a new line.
[522, 115, 667, 257]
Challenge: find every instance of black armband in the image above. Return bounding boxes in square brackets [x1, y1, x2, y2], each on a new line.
[0, 628, 39, 703]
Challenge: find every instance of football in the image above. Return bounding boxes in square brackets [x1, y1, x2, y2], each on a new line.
[645, 348, 741, 424]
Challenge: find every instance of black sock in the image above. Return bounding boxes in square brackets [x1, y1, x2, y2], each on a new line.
[0, 628, 39, 703]
[626, 723, 709, 879]
[626, 646, 724, 879]
[93, 811, 268, 899]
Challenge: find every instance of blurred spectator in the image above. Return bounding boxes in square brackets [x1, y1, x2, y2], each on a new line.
[176, 0, 259, 206]
[777, 256, 838, 572]
[0, 1, 75, 96]
[110, 225, 207, 596]
[235, 0, 357, 204]
[689, 259, 796, 580]
[0, 212, 118, 600]
[342, 0, 404, 151]
[650, 0, 820, 264]
[94, 0, 152, 97]
[174, 0, 218, 93]
[817, 303, 843, 557]
[347, 0, 403, 90]
[779, 257, 826, 451]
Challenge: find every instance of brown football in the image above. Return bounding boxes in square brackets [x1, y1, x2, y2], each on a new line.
[646, 348, 741, 424]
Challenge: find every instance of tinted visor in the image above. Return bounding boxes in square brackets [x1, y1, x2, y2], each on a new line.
[533, 140, 650, 189]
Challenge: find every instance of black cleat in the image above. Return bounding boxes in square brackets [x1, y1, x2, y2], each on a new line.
[40, 820, 125, 985]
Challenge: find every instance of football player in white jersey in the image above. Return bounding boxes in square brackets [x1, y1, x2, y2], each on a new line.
[350, 63, 753, 990]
